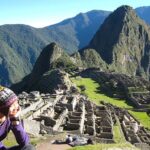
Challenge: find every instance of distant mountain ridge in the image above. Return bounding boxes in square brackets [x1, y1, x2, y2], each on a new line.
[136, 6, 150, 25]
[1, 5, 150, 86]
[47, 10, 110, 49]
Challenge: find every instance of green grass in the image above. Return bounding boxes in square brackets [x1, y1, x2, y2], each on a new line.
[3, 131, 17, 147]
[69, 143, 139, 150]
[129, 111, 150, 129]
[71, 76, 150, 129]
[3, 131, 41, 147]
[71, 77, 132, 108]
[68, 112, 138, 150]
[113, 120, 126, 143]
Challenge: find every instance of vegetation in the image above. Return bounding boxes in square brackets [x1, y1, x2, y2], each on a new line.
[3, 131, 42, 147]
[113, 119, 126, 143]
[3, 131, 17, 147]
[71, 77, 132, 108]
[79, 49, 107, 69]
[69, 143, 139, 150]
[51, 52, 78, 73]
[0, 10, 109, 86]
[71, 76, 150, 129]
[129, 111, 150, 129]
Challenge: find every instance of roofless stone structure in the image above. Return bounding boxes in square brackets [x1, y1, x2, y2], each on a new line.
[18, 90, 150, 148]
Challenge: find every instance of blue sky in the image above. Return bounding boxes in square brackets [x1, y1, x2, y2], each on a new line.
[0, 0, 149, 28]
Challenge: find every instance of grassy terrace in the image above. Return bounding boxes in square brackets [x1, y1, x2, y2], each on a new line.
[3, 131, 17, 147]
[69, 143, 139, 150]
[3, 76, 149, 150]
[71, 77, 132, 108]
[71, 77, 150, 129]
[129, 111, 150, 129]
[70, 76, 149, 149]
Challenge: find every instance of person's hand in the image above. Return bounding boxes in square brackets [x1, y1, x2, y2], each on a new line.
[8, 101, 21, 118]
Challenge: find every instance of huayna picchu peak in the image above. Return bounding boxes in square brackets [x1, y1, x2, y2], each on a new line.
[83, 5, 150, 80]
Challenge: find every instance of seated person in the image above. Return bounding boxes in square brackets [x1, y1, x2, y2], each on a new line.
[65, 135, 73, 144]
[0, 86, 35, 150]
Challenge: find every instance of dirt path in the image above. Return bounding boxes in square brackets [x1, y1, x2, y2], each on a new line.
[36, 134, 72, 150]
[36, 142, 71, 150]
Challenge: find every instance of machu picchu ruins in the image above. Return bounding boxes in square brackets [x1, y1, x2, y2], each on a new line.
[1, 3, 150, 150]
[18, 87, 150, 149]
[10, 64, 150, 149]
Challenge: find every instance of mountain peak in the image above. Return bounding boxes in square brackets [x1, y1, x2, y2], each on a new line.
[116, 5, 133, 12]
[114, 5, 138, 22]
[88, 5, 148, 63]
[29, 42, 64, 81]
[87, 5, 150, 79]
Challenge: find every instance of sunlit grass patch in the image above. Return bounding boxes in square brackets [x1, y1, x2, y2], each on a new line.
[3, 131, 17, 147]
[69, 143, 139, 150]
[3, 131, 41, 147]
[71, 77, 132, 108]
[129, 111, 150, 129]
[71, 76, 150, 129]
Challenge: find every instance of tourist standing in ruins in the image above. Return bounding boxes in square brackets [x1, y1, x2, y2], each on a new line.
[0, 86, 35, 150]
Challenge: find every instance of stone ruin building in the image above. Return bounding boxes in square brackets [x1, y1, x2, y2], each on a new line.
[115, 107, 150, 145]
[18, 90, 150, 149]
[105, 103, 150, 149]
[18, 91, 114, 143]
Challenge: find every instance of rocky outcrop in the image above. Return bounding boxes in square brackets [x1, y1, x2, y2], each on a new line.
[19, 90, 150, 146]
[71, 49, 107, 70]
[28, 42, 64, 84]
[12, 42, 75, 93]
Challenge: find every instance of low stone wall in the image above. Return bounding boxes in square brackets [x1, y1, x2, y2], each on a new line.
[71, 96, 77, 111]
[79, 102, 85, 134]
[97, 132, 113, 139]
[114, 106, 150, 146]
[40, 123, 54, 134]
[23, 119, 41, 137]
[53, 108, 68, 131]
[40, 115, 56, 126]
[27, 102, 53, 120]
[65, 123, 80, 130]
[21, 99, 43, 117]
